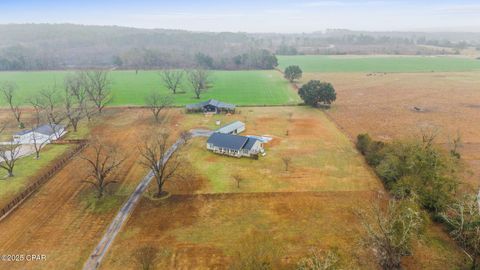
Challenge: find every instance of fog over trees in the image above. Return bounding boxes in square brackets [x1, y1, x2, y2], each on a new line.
[0, 24, 479, 71]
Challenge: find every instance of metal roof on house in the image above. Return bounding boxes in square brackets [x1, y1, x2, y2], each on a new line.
[216, 121, 245, 134]
[186, 99, 235, 110]
[15, 124, 65, 136]
[243, 137, 260, 150]
[207, 133, 259, 151]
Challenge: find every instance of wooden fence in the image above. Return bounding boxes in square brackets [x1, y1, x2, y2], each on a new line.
[0, 140, 87, 221]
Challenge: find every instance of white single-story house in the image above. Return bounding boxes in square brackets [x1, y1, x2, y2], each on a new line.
[206, 132, 264, 158]
[216, 121, 245, 135]
[13, 124, 66, 145]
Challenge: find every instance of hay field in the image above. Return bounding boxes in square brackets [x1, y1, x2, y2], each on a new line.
[278, 55, 480, 73]
[0, 70, 299, 106]
[300, 71, 480, 188]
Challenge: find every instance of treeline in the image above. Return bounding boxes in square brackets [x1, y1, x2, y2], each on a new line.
[356, 133, 461, 213]
[0, 24, 278, 71]
[356, 133, 480, 269]
[269, 29, 480, 55]
[115, 49, 278, 70]
[1, 24, 480, 71]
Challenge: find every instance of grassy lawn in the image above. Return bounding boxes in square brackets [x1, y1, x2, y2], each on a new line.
[94, 107, 467, 269]
[278, 55, 480, 73]
[174, 107, 380, 194]
[0, 70, 299, 107]
[0, 144, 71, 208]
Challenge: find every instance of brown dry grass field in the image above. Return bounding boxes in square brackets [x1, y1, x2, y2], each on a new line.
[0, 108, 184, 270]
[0, 106, 469, 269]
[301, 72, 480, 188]
[101, 107, 466, 270]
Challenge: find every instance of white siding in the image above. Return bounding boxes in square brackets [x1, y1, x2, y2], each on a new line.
[13, 129, 66, 145]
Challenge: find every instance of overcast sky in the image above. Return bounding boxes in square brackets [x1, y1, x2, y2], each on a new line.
[1, 0, 479, 33]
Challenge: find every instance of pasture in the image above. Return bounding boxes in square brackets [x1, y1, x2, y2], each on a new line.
[0, 106, 469, 269]
[101, 107, 465, 269]
[301, 71, 480, 188]
[0, 70, 299, 107]
[171, 107, 379, 194]
[278, 55, 480, 73]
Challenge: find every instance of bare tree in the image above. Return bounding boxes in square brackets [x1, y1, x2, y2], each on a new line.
[0, 141, 21, 178]
[357, 198, 424, 270]
[134, 246, 158, 270]
[36, 86, 66, 139]
[30, 114, 48, 159]
[420, 127, 439, 149]
[282, 157, 292, 172]
[64, 74, 88, 132]
[81, 142, 124, 198]
[441, 195, 480, 269]
[145, 92, 173, 123]
[296, 249, 339, 270]
[40, 86, 61, 124]
[0, 81, 22, 126]
[159, 70, 184, 94]
[449, 132, 462, 159]
[85, 70, 111, 113]
[186, 69, 212, 99]
[28, 95, 43, 126]
[139, 132, 183, 197]
[232, 174, 243, 188]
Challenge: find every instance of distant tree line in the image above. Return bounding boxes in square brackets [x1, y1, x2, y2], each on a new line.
[1, 24, 479, 70]
[115, 49, 278, 71]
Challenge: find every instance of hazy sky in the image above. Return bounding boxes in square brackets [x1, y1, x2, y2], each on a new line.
[1, 0, 479, 33]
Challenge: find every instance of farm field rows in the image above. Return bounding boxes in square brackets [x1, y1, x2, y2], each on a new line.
[101, 107, 465, 269]
[0, 70, 300, 107]
[300, 71, 480, 188]
[278, 55, 480, 73]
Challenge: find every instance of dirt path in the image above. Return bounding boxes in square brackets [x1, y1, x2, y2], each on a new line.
[82, 129, 210, 270]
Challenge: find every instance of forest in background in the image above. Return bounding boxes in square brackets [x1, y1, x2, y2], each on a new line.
[0, 24, 479, 71]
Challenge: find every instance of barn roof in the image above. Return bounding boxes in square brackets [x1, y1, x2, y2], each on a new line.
[216, 121, 245, 134]
[186, 99, 235, 110]
[207, 132, 259, 151]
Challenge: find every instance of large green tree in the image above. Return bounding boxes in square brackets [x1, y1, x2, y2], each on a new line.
[284, 65, 302, 82]
[298, 80, 336, 107]
[356, 133, 461, 213]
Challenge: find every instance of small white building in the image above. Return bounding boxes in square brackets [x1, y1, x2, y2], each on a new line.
[13, 124, 66, 145]
[216, 121, 245, 135]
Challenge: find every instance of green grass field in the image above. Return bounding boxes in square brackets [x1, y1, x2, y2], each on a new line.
[0, 144, 71, 208]
[0, 70, 299, 107]
[278, 55, 480, 73]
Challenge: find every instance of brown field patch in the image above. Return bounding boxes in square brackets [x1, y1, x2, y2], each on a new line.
[0, 108, 187, 270]
[102, 191, 465, 270]
[302, 71, 480, 188]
